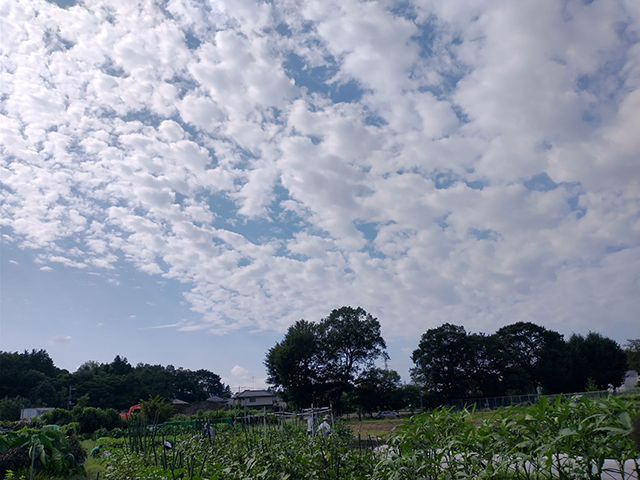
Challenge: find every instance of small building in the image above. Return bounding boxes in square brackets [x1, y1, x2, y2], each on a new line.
[232, 390, 277, 408]
[20, 408, 54, 422]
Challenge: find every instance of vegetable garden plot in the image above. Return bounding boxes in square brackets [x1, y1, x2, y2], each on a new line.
[98, 396, 640, 480]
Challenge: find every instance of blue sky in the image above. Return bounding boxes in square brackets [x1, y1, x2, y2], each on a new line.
[1, 0, 640, 391]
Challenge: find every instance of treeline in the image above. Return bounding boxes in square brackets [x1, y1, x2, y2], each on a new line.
[0, 350, 230, 420]
[266, 307, 637, 412]
[411, 322, 630, 405]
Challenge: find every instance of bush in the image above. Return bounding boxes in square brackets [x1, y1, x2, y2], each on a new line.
[75, 407, 122, 434]
[61, 422, 80, 436]
[41, 408, 72, 426]
[77, 407, 102, 434]
[0, 427, 85, 478]
[140, 395, 174, 424]
[0, 398, 29, 422]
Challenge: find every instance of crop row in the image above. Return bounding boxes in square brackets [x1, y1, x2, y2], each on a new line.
[98, 395, 640, 480]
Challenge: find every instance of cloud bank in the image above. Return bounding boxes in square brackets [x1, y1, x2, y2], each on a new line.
[2, 0, 639, 340]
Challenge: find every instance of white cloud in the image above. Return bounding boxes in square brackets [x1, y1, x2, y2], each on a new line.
[231, 365, 249, 377]
[1, 0, 639, 351]
[40, 266, 54, 272]
[49, 335, 72, 344]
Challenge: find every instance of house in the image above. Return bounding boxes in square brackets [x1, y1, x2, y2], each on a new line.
[20, 408, 54, 422]
[231, 389, 277, 408]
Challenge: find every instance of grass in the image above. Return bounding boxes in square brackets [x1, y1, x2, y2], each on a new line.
[80, 439, 107, 480]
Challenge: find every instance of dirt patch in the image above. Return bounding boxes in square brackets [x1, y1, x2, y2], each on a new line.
[345, 418, 408, 438]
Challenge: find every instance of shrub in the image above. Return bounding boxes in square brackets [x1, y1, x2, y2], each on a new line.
[140, 395, 174, 424]
[41, 408, 72, 426]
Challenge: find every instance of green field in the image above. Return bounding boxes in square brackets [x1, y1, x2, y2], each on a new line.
[3, 395, 639, 480]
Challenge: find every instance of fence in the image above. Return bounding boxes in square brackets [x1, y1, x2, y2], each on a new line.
[451, 387, 640, 411]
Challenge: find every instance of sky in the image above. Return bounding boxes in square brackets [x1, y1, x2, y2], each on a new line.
[1, 0, 639, 393]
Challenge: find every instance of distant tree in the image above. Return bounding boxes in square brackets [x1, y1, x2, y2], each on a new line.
[0, 396, 30, 421]
[265, 320, 319, 409]
[107, 355, 133, 376]
[493, 322, 568, 394]
[192, 369, 226, 398]
[400, 384, 423, 412]
[466, 333, 505, 398]
[265, 307, 388, 412]
[354, 368, 402, 417]
[411, 324, 474, 403]
[625, 339, 640, 372]
[0, 350, 64, 404]
[317, 307, 388, 411]
[567, 333, 628, 391]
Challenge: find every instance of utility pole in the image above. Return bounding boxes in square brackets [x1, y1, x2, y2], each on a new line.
[67, 385, 75, 410]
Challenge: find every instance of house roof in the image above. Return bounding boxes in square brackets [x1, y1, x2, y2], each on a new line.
[233, 389, 274, 398]
[206, 395, 226, 403]
[171, 399, 189, 405]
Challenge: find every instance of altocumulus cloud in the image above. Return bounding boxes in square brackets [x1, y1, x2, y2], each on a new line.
[1, 0, 639, 341]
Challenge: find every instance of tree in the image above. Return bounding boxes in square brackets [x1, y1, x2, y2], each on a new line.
[567, 333, 628, 391]
[140, 395, 174, 424]
[494, 322, 568, 394]
[265, 307, 388, 412]
[265, 320, 319, 409]
[625, 339, 640, 372]
[354, 368, 402, 417]
[411, 324, 473, 403]
[317, 307, 388, 410]
[465, 333, 505, 398]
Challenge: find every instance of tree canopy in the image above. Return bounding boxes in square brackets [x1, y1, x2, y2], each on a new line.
[411, 323, 628, 406]
[265, 306, 388, 412]
[0, 350, 230, 414]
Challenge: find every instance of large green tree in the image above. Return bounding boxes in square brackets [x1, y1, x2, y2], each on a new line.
[354, 368, 402, 417]
[493, 322, 568, 394]
[411, 324, 474, 403]
[317, 307, 388, 409]
[265, 320, 319, 409]
[265, 307, 388, 412]
[566, 333, 628, 391]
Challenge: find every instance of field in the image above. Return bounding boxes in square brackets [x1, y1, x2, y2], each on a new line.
[3, 395, 639, 480]
[92, 395, 639, 480]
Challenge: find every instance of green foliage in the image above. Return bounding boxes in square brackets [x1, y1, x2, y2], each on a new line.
[0, 350, 229, 414]
[265, 320, 319, 410]
[411, 323, 474, 403]
[265, 306, 388, 412]
[97, 396, 640, 480]
[0, 427, 86, 478]
[355, 368, 403, 416]
[75, 407, 122, 434]
[411, 322, 628, 404]
[41, 408, 72, 426]
[0, 397, 29, 422]
[378, 396, 640, 479]
[567, 332, 628, 391]
[140, 395, 175, 424]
